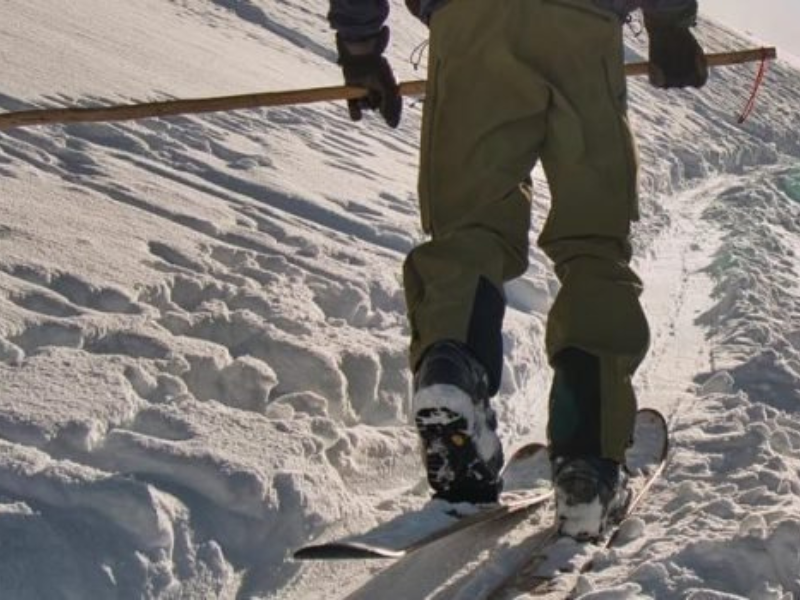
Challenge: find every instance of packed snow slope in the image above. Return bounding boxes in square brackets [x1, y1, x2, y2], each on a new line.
[1, 1, 800, 598]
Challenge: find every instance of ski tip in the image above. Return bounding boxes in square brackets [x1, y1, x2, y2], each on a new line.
[509, 442, 548, 460]
[637, 408, 668, 427]
[293, 542, 404, 561]
[501, 442, 547, 474]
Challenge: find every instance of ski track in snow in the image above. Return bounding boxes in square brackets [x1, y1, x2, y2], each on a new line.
[1, 2, 800, 598]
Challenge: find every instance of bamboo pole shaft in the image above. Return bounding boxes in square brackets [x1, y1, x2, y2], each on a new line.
[0, 48, 776, 131]
[625, 46, 776, 76]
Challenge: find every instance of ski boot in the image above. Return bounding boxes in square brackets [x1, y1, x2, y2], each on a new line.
[412, 341, 504, 504]
[552, 455, 630, 541]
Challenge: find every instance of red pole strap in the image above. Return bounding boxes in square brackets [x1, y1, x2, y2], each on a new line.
[737, 48, 771, 124]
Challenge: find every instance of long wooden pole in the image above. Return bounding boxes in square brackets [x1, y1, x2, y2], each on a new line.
[0, 48, 776, 131]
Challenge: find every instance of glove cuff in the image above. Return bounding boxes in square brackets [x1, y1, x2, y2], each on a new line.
[336, 26, 390, 64]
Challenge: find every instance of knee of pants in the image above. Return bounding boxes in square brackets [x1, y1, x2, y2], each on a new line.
[546, 256, 649, 364]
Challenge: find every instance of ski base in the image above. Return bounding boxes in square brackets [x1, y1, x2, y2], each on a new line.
[295, 408, 668, 571]
[294, 442, 552, 560]
[488, 408, 669, 599]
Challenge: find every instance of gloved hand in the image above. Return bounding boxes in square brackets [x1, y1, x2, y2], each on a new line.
[336, 26, 402, 128]
[645, 21, 708, 89]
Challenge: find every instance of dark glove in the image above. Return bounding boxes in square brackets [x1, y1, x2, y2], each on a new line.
[646, 21, 708, 89]
[405, 0, 423, 20]
[336, 26, 402, 128]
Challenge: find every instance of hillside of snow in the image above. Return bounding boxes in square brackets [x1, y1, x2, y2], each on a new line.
[1, 1, 800, 598]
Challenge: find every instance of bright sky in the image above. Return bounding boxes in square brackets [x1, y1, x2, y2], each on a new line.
[700, 0, 800, 61]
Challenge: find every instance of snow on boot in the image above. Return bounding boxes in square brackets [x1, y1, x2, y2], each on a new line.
[553, 455, 630, 541]
[413, 341, 504, 504]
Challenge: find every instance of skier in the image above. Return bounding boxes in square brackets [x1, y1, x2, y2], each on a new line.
[328, 0, 707, 538]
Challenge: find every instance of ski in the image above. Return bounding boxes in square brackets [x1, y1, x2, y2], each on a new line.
[294, 441, 553, 560]
[487, 408, 669, 599]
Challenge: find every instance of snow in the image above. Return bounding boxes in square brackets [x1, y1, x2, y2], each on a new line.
[1, 1, 800, 598]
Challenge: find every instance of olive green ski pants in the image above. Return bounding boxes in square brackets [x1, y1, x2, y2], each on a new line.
[403, 0, 650, 461]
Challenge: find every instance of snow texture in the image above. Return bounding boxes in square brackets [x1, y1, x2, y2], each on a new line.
[1, 1, 800, 598]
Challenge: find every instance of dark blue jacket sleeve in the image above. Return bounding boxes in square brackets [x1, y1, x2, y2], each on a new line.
[599, 1, 697, 23]
[328, 0, 390, 40]
[641, 0, 697, 26]
[327, 0, 697, 39]
[642, 0, 696, 8]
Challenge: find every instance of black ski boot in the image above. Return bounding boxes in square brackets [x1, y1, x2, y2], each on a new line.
[547, 347, 633, 540]
[552, 455, 630, 541]
[413, 341, 504, 504]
